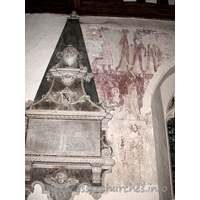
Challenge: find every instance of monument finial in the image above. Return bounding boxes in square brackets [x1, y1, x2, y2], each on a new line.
[68, 10, 79, 19]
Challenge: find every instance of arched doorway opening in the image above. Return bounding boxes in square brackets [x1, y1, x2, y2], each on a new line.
[166, 95, 175, 196]
[142, 57, 175, 200]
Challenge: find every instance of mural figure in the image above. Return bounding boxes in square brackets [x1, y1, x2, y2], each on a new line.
[116, 29, 130, 72]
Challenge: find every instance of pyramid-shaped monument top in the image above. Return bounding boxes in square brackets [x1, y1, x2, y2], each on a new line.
[34, 11, 99, 105]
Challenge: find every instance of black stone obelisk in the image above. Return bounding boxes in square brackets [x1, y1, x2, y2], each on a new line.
[34, 13, 99, 105]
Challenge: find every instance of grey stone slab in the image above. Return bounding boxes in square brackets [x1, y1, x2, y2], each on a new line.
[26, 118, 101, 156]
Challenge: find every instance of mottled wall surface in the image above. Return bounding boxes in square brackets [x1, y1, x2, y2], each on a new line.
[81, 21, 174, 187]
[25, 14, 175, 199]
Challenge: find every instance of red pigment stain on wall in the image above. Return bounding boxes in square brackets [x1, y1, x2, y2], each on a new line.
[92, 28, 163, 113]
[93, 67, 153, 112]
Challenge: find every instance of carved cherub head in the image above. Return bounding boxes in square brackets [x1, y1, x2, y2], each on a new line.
[44, 170, 79, 188]
[54, 172, 68, 184]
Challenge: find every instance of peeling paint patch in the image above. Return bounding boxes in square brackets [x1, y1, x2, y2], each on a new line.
[84, 25, 104, 59]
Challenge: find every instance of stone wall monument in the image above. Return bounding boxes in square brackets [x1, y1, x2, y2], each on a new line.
[25, 11, 115, 200]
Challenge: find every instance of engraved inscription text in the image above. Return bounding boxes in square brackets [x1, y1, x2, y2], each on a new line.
[25, 118, 100, 156]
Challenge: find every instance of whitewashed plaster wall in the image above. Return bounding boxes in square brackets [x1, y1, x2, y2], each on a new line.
[25, 13, 175, 200]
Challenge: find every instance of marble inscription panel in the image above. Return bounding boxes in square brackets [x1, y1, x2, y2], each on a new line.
[25, 118, 100, 156]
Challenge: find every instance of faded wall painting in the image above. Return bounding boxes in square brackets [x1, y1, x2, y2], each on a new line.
[81, 23, 175, 187]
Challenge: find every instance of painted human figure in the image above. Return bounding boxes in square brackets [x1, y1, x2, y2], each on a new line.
[116, 29, 130, 71]
[131, 30, 147, 75]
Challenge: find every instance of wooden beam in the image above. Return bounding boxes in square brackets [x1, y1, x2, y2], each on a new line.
[25, 0, 175, 20]
[137, 0, 146, 3]
[158, 0, 169, 5]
